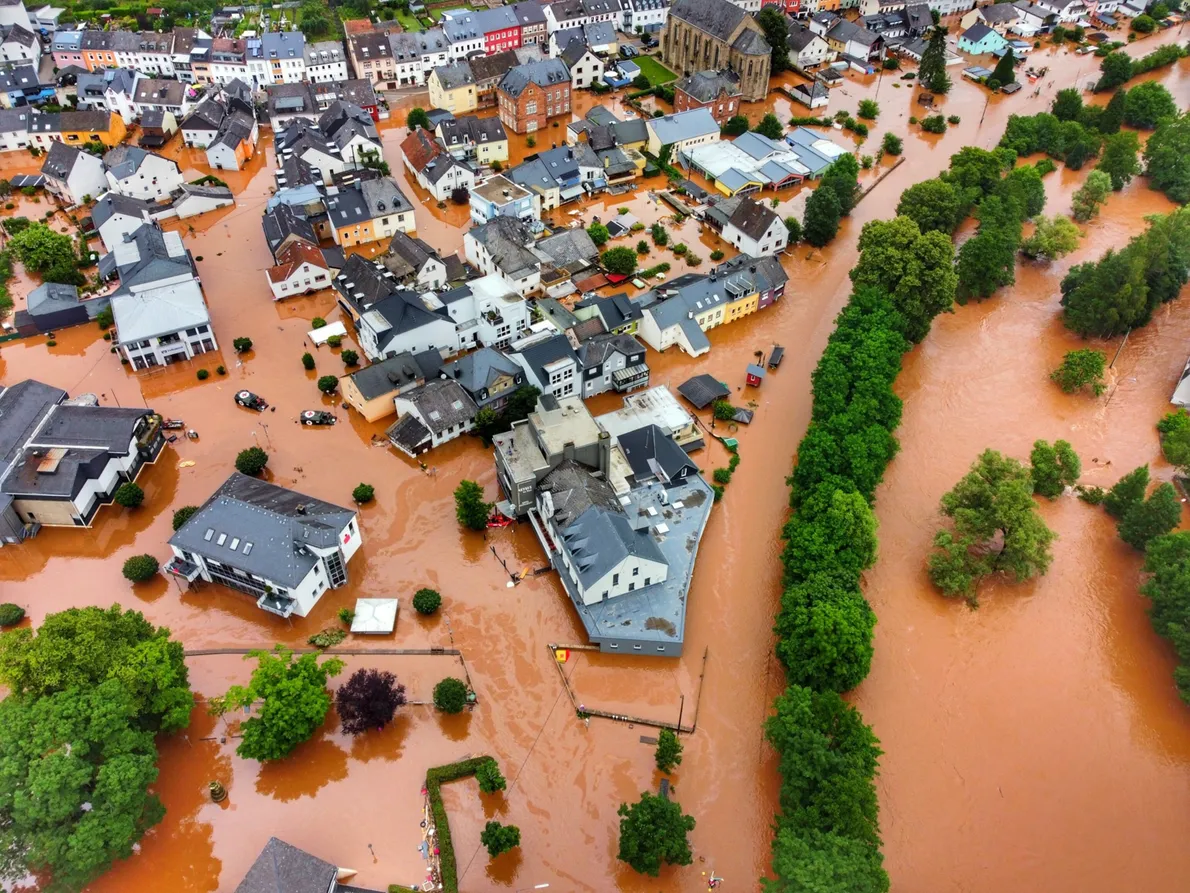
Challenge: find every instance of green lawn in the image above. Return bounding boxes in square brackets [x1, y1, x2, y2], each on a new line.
[633, 55, 677, 87]
[395, 9, 425, 31]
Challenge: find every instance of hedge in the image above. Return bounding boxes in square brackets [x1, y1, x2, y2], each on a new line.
[425, 756, 497, 892]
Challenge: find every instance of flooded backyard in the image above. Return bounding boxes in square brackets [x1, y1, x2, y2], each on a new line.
[1, 28, 1189, 893]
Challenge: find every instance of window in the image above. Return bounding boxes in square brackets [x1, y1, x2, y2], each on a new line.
[216, 533, 227, 545]
[204, 528, 214, 541]
[632, 567, 639, 576]
[612, 573, 619, 585]
[644, 578, 651, 586]
[632, 644, 642, 651]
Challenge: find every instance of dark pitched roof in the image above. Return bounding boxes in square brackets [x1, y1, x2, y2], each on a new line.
[381, 229, 441, 280]
[676, 373, 730, 409]
[670, 0, 758, 45]
[233, 839, 338, 893]
[441, 347, 522, 404]
[961, 22, 995, 42]
[171, 477, 355, 590]
[674, 69, 741, 103]
[40, 141, 89, 181]
[617, 424, 699, 485]
[399, 378, 477, 436]
[498, 58, 570, 99]
[261, 204, 316, 257]
[346, 351, 435, 399]
[470, 49, 520, 84]
[726, 195, 781, 241]
[333, 253, 396, 312]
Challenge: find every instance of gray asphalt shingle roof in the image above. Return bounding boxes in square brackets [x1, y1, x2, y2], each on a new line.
[234, 838, 338, 893]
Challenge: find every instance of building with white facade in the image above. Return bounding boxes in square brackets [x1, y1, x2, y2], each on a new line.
[423, 273, 531, 350]
[167, 473, 361, 618]
[103, 145, 183, 202]
[619, 0, 670, 33]
[246, 31, 307, 86]
[388, 379, 478, 456]
[304, 39, 350, 82]
[40, 141, 107, 207]
[705, 194, 789, 257]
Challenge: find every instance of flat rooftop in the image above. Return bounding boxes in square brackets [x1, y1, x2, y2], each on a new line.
[533, 397, 601, 458]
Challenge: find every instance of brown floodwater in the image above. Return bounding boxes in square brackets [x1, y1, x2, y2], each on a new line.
[1, 31, 1189, 892]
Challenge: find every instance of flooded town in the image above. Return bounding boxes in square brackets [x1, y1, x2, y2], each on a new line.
[0, 0, 1188, 890]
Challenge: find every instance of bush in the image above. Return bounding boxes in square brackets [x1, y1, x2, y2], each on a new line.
[326, 335, 342, 348]
[308, 628, 346, 648]
[710, 249, 724, 261]
[711, 399, 736, 421]
[861, 155, 874, 170]
[0, 604, 26, 627]
[883, 56, 900, 70]
[172, 506, 199, 530]
[311, 317, 327, 329]
[302, 352, 315, 370]
[96, 306, 113, 329]
[1051, 349, 1106, 395]
[235, 446, 269, 476]
[317, 375, 339, 394]
[196, 369, 210, 380]
[232, 337, 252, 352]
[947, 115, 961, 125]
[338, 607, 355, 626]
[920, 115, 947, 134]
[216, 365, 226, 375]
[413, 588, 442, 615]
[122, 554, 159, 582]
[636, 239, 650, 255]
[671, 243, 687, 256]
[341, 349, 359, 367]
[480, 821, 520, 858]
[113, 482, 144, 508]
[433, 677, 468, 713]
[685, 252, 701, 266]
[722, 114, 749, 136]
[352, 483, 374, 504]
[857, 99, 879, 120]
[713, 467, 733, 485]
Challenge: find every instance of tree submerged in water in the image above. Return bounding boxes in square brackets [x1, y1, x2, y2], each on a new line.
[336, 668, 407, 735]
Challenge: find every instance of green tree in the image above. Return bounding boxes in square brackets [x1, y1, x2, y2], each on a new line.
[850, 215, 957, 344]
[722, 114, 749, 136]
[433, 676, 468, 713]
[1060, 246, 1147, 337]
[857, 99, 880, 120]
[1098, 87, 1127, 134]
[406, 107, 430, 130]
[928, 450, 1057, 601]
[756, 6, 791, 74]
[956, 196, 1022, 301]
[302, 351, 316, 370]
[317, 375, 338, 394]
[996, 164, 1046, 219]
[171, 505, 199, 531]
[1122, 81, 1177, 129]
[650, 222, 669, 246]
[0, 681, 167, 891]
[773, 572, 875, 693]
[1104, 465, 1150, 519]
[235, 445, 269, 476]
[480, 821, 521, 857]
[784, 215, 802, 242]
[781, 489, 879, 583]
[0, 604, 192, 732]
[341, 349, 359, 367]
[803, 184, 842, 248]
[1059, 120, 1102, 170]
[476, 758, 506, 794]
[1095, 52, 1134, 92]
[768, 827, 889, 893]
[765, 685, 882, 846]
[352, 483, 374, 503]
[1158, 410, 1190, 473]
[1140, 532, 1190, 702]
[636, 239, 650, 255]
[1071, 169, 1112, 222]
[601, 245, 638, 275]
[1143, 111, 1190, 204]
[895, 178, 962, 235]
[991, 48, 1017, 86]
[1020, 214, 1082, 260]
[1119, 483, 1182, 550]
[616, 792, 696, 876]
[1097, 131, 1141, 190]
[754, 112, 785, 140]
[1131, 13, 1157, 32]
[881, 131, 903, 155]
[919, 28, 951, 93]
[454, 479, 491, 531]
[587, 221, 610, 246]
[1051, 87, 1083, 122]
[820, 154, 860, 216]
[298, 0, 333, 37]
[1051, 348, 1106, 395]
[655, 728, 683, 773]
[122, 554, 159, 582]
[114, 481, 145, 508]
[1029, 439, 1081, 498]
[8, 222, 83, 286]
[232, 336, 252, 352]
[213, 646, 343, 762]
[412, 588, 442, 615]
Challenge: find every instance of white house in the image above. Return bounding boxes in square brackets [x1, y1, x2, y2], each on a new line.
[464, 216, 543, 297]
[708, 195, 789, 258]
[355, 290, 460, 362]
[619, 0, 670, 34]
[422, 273, 531, 350]
[91, 192, 159, 252]
[112, 278, 217, 369]
[645, 108, 721, 156]
[0, 106, 30, 151]
[1, 22, 39, 65]
[266, 239, 332, 300]
[788, 23, 834, 69]
[171, 184, 236, 219]
[388, 379, 478, 456]
[167, 472, 362, 619]
[204, 109, 257, 170]
[305, 39, 350, 82]
[103, 145, 184, 202]
[41, 142, 107, 207]
[75, 69, 140, 125]
[381, 230, 450, 292]
[560, 38, 603, 88]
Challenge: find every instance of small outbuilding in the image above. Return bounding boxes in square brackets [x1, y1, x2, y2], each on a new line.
[677, 373, 731, 409]
[745, 363, 766, 387]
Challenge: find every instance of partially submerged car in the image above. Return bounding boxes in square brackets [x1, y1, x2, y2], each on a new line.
[234, 390, 269, 411]
[300, 410, 336, 426]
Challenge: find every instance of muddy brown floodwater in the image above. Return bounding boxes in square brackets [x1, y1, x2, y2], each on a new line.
[1, 30, 1189, 893]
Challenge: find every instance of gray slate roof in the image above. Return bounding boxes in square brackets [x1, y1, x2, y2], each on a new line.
[675, 69, 741, 103]
[171, 474, 355, 590]
[347, 351, 436, 399]
[234, 838, 338, 893]
[401, 378, 477, 436]
[441, 347, 522, 406]
[433, 60, 475, 90]
[26, 282, 82, 317]
[618, 423, 699, 485]
[499, 58, 570, 99]
[676, 373, 730, 408]
[41, 141, 89, 181]
[670, 0, 767, 50]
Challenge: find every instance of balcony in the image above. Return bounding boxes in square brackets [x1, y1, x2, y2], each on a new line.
[613, 364, 650, 393]
[257, 591, 297, 618]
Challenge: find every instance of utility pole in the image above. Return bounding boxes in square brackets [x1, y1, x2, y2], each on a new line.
[677, 693, 685, 732]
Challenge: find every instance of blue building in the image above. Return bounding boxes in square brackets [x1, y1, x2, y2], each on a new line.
[469, 173, 538, 226]
[958, 23, 1010, 55]
[0, 66, 56, 108]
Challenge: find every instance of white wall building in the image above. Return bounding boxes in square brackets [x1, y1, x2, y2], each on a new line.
[104, 146, 184, 202]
